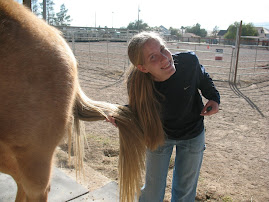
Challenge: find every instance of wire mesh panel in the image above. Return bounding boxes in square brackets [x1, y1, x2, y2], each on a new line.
[236, 45, 269, 85]
[167, 42, 233, 82]
[67, 33, 269, 89]
[69, 41, 128, 90]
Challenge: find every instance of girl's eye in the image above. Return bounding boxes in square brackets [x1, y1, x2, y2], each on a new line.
[150, 55, 156, 60]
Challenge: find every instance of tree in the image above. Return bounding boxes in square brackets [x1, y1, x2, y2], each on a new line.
[32, 0, 40, 16]
[212, 26, 219, 37]
[40, 0, 56, 25]
[180, 26, 185, 36]
[224, 22, 258, 39]
[55, 4, 72, 26]
[127, 20, 149, 31]
[169, 27, 181, 38]
[242, 23, 258, 37]
[185, 23, 207, 37]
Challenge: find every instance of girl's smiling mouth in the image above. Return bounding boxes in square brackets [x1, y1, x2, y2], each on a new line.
[161, 61, 174, 70]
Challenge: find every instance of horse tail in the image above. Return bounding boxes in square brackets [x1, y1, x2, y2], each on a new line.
[115, 106, 146, 202]
[71, 85, 146, 201]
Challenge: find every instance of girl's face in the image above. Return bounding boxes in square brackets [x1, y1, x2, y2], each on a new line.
[137, 39, 176, 82]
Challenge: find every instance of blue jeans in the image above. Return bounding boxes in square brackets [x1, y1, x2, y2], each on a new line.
[139, 130, 205, 202]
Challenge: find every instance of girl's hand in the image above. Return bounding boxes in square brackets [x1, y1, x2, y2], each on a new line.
[200, 100, 219, 116]
[105, 115, 118, 127]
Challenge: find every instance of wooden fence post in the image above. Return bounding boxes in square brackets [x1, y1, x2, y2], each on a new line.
[233, 20, 243, 84]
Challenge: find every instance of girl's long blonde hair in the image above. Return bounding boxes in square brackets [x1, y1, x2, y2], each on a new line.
[76, 32, 167, 202]
[127, 31, 165, 150]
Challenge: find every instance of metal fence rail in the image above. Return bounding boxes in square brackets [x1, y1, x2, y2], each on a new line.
[67, 33, 269, 87]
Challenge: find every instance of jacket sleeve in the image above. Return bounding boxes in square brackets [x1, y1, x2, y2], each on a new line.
[196, 56, 220, 104]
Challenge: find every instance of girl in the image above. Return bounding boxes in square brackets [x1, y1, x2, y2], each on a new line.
[110, 31, 220, 202]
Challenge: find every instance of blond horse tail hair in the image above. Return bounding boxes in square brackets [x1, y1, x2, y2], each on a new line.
[115, 106, 146, 202]
[72, 86, 146, 201]
[69, 85, 111, 177]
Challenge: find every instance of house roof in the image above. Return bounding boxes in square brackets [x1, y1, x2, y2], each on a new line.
[159, 25, 171, 35]
[255, 27, 269, 34]
[183, 33, 200, 38]
[217, 30, 227, 36]
[253, 27, 269, 39]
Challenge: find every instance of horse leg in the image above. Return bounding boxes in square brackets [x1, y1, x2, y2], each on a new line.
[15, 183, 26, 202]
[0, 138, 53, 202]
[0, 142, 28, 201]
[14, 148, 55, 202]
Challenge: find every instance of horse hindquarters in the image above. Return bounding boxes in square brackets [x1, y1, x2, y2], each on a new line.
[0, 89, 75, 202]
[0, 0, 78, 201]
[0, 129, 59, 202]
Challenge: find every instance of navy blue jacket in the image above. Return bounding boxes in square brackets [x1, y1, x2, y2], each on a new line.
[154, 52, 220, 140]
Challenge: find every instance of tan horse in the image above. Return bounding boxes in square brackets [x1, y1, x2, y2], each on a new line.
[0, 0, 154, 201]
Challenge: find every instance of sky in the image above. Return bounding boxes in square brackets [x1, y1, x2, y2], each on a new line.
[17, 0, 269, 31]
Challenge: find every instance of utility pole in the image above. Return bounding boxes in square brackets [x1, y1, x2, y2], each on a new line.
[112, 12, 114, 28]
[137, 6, 141, 32]
[23, 0, 32, 10]
[95, 12, 96, 28]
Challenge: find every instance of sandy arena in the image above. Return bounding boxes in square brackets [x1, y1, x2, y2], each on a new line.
[56, 41, 269, 202]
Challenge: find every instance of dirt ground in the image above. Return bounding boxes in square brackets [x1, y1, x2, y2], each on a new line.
[56, 42, 269, 202]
